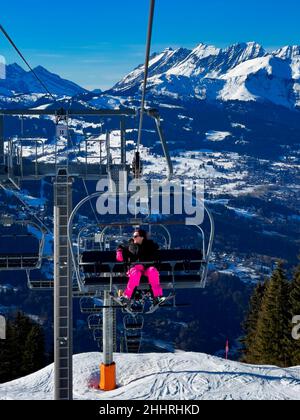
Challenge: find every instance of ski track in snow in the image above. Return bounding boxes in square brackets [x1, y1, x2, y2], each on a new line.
[1, 352, 300, 400]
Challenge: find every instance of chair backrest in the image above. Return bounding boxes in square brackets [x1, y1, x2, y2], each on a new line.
[81, 248, 203, 264]
[158, 249, 202, 261]
[81, 250, 116, 264]
[0, 238, 39, 255]
[80, 248, 204, 289]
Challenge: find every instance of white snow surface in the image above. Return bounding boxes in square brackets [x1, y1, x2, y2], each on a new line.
[205, 130, 231, 142]
[1, 352, 300, 400]
[167, 43, 221, 77]
[218, 55, 297, 107]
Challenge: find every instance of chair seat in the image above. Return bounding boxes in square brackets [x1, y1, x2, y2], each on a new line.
[83, 273, 200, 286]
[80, 249, 204, 288]
[80, 249, 203, 275]
[0, 255, 39, 268]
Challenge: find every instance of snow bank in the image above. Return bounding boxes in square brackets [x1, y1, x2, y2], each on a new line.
[0, 352, 299, 400]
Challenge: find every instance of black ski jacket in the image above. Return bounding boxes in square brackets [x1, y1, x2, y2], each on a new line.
[122, 239, 159, 267]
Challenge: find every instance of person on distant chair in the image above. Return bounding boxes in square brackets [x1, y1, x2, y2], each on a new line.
[116, 229, 163, 306]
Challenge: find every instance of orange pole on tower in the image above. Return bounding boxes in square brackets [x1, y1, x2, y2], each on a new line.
[99, 362, 116, 391]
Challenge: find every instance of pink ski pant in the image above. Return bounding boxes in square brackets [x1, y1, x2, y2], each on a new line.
[124, 264, 163, 299]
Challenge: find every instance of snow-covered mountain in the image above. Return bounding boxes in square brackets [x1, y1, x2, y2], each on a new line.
[165, 42, 265, 79]
[2, 41, 300, 108]
[0, 63, 87, 97]
[111, 41, 300, 109]
[112, 47, 191, 94]
[1, 352, 300, 400]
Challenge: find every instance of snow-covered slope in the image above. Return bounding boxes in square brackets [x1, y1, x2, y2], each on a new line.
[218, 55, 297, 107]
[112, 47, 191, 94]
[166, 43, 221, 78]
[1, 352, 299, 400]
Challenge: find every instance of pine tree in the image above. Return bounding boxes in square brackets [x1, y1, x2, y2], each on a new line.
[0, 320, 15, 383]
[0, 312, 46, 383]
[253, 263, 291, 367]
[241, 282, 267, 363]
[22, 325, 45, 374]
[10, 312, 35, 378]
[290, 263, 300, 365]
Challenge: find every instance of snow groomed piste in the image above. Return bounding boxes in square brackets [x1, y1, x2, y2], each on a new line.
[1, 352, 300, 400]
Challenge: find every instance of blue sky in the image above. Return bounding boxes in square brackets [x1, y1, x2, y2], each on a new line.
[1, 0, 300, 90]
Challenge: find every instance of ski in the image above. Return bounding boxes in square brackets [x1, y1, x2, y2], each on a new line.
[145, 293, 176, 314]
[109, 292, 144, 315]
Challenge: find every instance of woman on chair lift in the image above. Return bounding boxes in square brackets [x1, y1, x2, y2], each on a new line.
[116, 229, 164, 306]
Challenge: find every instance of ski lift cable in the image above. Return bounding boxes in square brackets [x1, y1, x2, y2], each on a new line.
[136, 0, 156, 152]
[0, 24, 57, 103]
